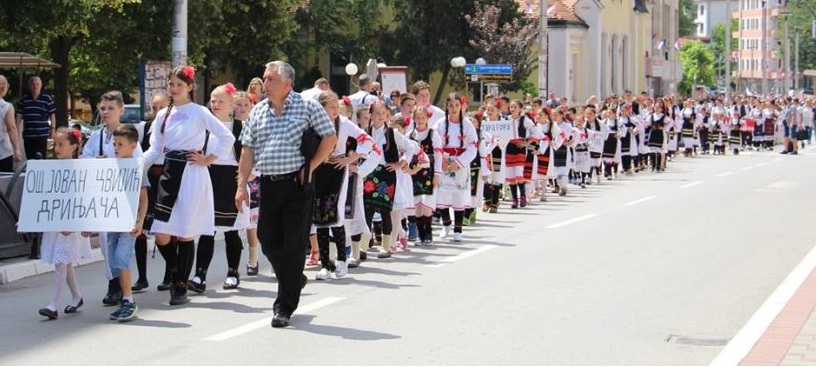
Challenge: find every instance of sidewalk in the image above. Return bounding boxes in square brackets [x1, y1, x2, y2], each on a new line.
[739, 269, 816, 366]
[0, 237, 105, 284]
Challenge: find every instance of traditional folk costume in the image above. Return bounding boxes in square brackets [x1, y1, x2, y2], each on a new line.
[601, 117, 622, 179]
[464, 125, 492, 224]
[504, 114, 536, 208]
[142, 102, 235, 303]
[681, 107, 697, 156]
[483, 119, 506, 212]
[346, 124, 380, 267]
[409, 126, 441, 244]
[190, 119, 250, 291]
[314, 116, 374, 276]
[618, 115, 638, 173]
[647, 112, 670, 172]
[760, 108, 777, 150]
[729, 115, 744, 154]
[362, 125, 415, 257]
[572, 124, 591, 187]
[586, 118, 606, 182]
[434, 115, 478, 241]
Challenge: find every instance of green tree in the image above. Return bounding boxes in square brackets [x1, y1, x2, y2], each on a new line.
[679, 40, 716, 95]
[679, 0, 697, 37]
[709, 20, 739, 88]
[777, 0, 816, 84]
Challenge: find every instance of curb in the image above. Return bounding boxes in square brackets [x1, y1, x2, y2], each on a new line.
[0, 248, 105, 285]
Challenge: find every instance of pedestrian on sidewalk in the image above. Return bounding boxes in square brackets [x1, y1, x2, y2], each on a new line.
[235, 61, 337, 328]
[35, 127, 92, 320]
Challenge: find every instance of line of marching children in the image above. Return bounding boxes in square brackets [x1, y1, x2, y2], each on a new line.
[30, 64, 814, 322]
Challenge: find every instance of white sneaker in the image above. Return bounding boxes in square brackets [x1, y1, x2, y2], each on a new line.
[315, 268, 331, 280]
[335, 261, 347, 278]
[453, 233, 462, 242]
[441, 225, 451, 239]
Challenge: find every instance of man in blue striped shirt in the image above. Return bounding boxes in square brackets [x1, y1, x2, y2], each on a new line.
[236, 61, 337, 328]
[15, 76, 56, 160]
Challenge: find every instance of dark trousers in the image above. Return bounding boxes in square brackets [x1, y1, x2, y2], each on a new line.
[0, 156, 12, 172]
[24, 137, 48, 160]
[258, 176, 313, 316]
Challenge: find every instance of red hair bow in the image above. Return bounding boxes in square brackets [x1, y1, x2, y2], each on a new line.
[460, 96, 467, 105]
[181, 66, 195, 80]
[341, 95, 351, 106]
[496, 100, 504, 108]
[72, 129, 82, 142]
[224, 82, 236, 95]
[249, 94, 258, 104]
[426, 107, 433, 118]
[404, 116, 411, 125]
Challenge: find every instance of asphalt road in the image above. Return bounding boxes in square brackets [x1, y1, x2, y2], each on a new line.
[0, 146, 814, 365]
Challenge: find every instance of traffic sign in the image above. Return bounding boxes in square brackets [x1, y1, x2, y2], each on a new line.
[464, 64, 513, 75]
[464, 64, 513, 83]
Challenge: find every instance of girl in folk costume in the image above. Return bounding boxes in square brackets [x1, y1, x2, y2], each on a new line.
[709, 100, 727, 155]
[637, 99, 653, 170]
[681, 99, 697, 157]
[313, 91, 376, 279]
[234, 91, 262, 276]
[748, 102, 763, 150]
[188, 83, 250, 293]
[532, 108, 555, 196]
[504, 100, 536, 208]
[464, 109, 492, 224]
[549, 108, 573, 196]
[409, 106, 442, 245]
[340, 95, 353, 120]
[435, 93, 479, 242]
[760, 101, 778, 151]
[697, 105, 712, 154]
[481, 102, 506, 212]
[647, 100, 671, 172]
[389, 115, 420, 251]
[601, 109, 623, 180]
[728, 108, 744, 155]
[572, 115, 592, 188]
[142, 66, 235, 305]
[665, 98, 681, 162]
[362, 101, 413, 258]
[617, 104, 639, 174]
[345, 104, 381, 269]
[35, 128, 93, 320]
[584, 107, 605, 184]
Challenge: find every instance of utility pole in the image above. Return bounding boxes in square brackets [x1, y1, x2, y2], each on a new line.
[785, 18, 791, 94]
[538, 0, 548, 99]
[725, 0, 732, 99]
[794, 31, 799, 90]
[172, 0, 188, 68]
[760, 0, 767, 96]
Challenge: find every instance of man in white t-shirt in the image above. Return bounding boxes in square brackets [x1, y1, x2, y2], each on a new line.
[300, 78, 329, 101]
[410, 80, 445, 126]
[349, 75, 378, 121]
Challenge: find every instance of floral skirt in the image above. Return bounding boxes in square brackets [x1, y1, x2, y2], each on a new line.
[363, 164, 396, 212]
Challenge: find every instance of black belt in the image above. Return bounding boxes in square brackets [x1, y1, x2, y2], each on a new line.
[262, 171, 298, 182]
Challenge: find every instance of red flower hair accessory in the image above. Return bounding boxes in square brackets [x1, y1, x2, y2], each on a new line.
[181, 66, 195, 80]
[460, 96, 467, 105]
[224, 82, 236, 95]
[496, 99, 504, 108]
[426, 107, 433, 118]
[72, 129, 82, 142]
[404, 116, 411, 125]
[341, 95, 351, 106]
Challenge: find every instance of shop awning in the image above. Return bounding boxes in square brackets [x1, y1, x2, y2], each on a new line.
[0, 52, 61, 68]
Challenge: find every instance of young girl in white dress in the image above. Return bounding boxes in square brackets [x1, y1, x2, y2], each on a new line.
[37, 127, 93, 320]
[409, 107, 442, 244]
[142, 66, 235, 305]
[188, 83, 250, 292]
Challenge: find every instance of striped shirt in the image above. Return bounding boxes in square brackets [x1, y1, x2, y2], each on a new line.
[240, 90, 335, 175]
[17, 93, 56, 138]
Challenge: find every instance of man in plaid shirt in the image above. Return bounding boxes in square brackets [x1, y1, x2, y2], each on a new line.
[236, 61, 337, 328]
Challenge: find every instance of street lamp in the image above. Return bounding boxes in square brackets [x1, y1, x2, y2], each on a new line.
[450, 56, 468, 107]
[475, 57, 487, 103]
[475, 57, 487, 65]
[345, 63, 358, 96]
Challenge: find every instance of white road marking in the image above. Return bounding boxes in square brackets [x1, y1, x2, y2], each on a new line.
[546, 214, 598, 229]
[680, 181, 704, 189]
[624, 195, 658, 206]
[709, 247, 815, 366]
[774, 158, 782, 162]
[741, 166, 754, 171]
[766, 180, 795, 190]
[717, 172, 734, 177]
[203, 297, 345, 341]
[424, 245, 498, 267]
[756, 163, 768, 167]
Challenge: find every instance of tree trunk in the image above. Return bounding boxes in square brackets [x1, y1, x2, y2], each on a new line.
[49, 36, 73, 128]
[433, 64, 451, 107]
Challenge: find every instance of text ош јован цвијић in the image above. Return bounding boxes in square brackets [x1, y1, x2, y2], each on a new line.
[25, 167, 141, 222]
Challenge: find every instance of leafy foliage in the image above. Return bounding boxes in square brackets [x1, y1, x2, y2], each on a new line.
[679, 40, 716, 95]
[678, 0, 696, 37]
[465, 4, 539, 92]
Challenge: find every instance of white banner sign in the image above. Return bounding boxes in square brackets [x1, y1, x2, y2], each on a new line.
[18, 158, 144, 232]
[481, 120, 514, 149]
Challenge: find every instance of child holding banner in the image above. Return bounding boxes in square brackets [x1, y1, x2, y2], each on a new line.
[104, 124, 149, 321]
[142, 66, 235, 306]
[37, 127, 92, 320]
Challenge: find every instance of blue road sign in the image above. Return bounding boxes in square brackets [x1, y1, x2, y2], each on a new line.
[464, 64, 513, 75]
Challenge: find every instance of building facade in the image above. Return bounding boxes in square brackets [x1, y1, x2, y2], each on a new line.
[733, 0, 783, 95]
[694, 0, 733, 38]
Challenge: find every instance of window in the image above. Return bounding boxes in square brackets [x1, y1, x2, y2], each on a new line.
[699, 5, 705, 17]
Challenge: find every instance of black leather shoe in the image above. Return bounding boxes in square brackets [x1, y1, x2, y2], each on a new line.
[132, 280, 149, 293]
[38, 308, 58, 320]
[64, 298, 83, 313]
[246, 263, 259, 276]
[103, 289, 122, 306]
[169, 283, 190, 306]
[187, 278, 206, 294]
[271, 313, 290, 328]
